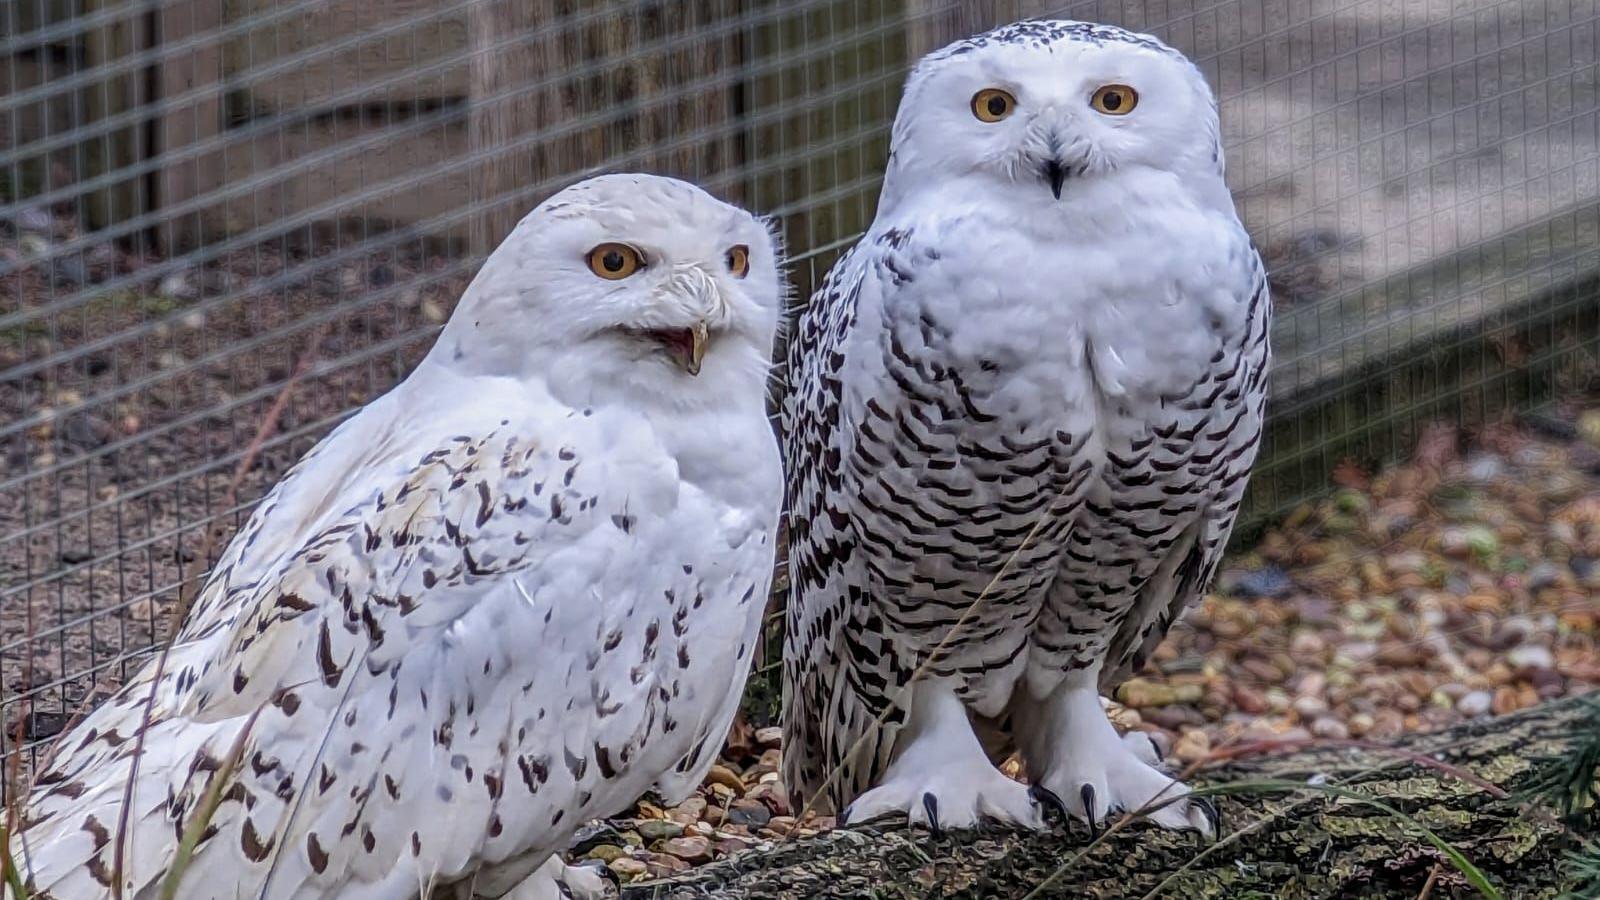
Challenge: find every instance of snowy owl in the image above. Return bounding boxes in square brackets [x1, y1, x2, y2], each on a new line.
[782, 20, 1270, 836]
[11, 174, 785, 899]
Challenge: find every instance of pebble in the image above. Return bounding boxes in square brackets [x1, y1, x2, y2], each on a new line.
[727, 799, 771, 828]
[1507, 644, 1555, 672]
[636, 820, 683, 841]
[1171, 729, 1211, 764]
[659, 836, 712, 863]
[608, 858, 649, 881]
[1455, 690, 1492, 716]
[1310, 717, 1350, 740]
[705, 764, 745, 792]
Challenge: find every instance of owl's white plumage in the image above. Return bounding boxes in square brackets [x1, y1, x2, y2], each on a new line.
[782, 21, 1270, 834]
[13, 174, 785, 899]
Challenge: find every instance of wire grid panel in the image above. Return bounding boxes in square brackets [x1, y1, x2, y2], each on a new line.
[1, 0, 1598, 767]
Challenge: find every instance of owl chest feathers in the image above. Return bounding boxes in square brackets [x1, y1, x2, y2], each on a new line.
[839, 202, 1255, 652]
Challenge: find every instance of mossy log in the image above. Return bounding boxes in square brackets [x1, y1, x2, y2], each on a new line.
[630, 695, 1597, 899]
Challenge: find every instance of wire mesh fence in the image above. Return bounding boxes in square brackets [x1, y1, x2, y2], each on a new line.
[2, 0, 1597, 774]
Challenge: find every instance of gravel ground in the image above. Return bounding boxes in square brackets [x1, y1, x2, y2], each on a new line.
[575, 409, 1600, 886]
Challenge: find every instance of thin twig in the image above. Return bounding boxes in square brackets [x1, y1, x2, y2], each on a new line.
[1416, 862, 1444, 900]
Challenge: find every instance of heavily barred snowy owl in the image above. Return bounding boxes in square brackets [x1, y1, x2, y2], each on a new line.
[782, 21, 1270, 835]
[12, 174, 784, 899]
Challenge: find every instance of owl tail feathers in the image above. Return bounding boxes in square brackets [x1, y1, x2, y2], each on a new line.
[781, 671, 906, 820]
[10, 714, 249, 900]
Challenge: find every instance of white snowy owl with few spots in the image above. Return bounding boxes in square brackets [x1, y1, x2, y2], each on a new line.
[782, 21, 1270, 836]
[11, 174, 785, 900]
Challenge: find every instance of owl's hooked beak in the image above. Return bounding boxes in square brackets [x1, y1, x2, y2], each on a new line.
[1043, 159, 1068, 200]
[685, 320, 709, 376]
[646, 320, 710, 376]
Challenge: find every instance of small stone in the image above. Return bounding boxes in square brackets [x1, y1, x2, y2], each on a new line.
[1234, 684, 1268, 714]
[1310, 717, 1349, 740]
[658, 835, 711, 863]
[608, 858, 649, 881]
[1453, 690, 1491, 716]
[647, 853, 690, 877]
[1230, 565, 1294, 599]
[1347, 713, 1375, 737]
[1171, 729, 1211, 764]
[636, 820, 683, 841]
[1507, 644, 1555, 673]
[1117, 678, 1202, 708]
[422, 298, 448, 323]
[728, 798, 773, 829]
[666, 796, 706, 825]
[1492, 686, 1522, 716]
[764, 816, 798, 836]
[755, 726, 783, 748]
[745, 781, 790, 816]
[585, 844, 627, 863]
[705, 763, 744, 792]
[1292, 695, 1328, 719]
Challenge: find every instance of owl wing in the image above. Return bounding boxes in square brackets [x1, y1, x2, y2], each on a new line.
[781, 230, 928, 814]
[18, 388, 770, 900]
[1097, 251, 1273, 690]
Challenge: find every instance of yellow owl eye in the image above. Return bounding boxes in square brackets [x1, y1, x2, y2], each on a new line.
[1090, 84, 1138, 115]
[586, 243, 644, 280]
[726, 244, 750, 279]
[971, 88, 1016, 123]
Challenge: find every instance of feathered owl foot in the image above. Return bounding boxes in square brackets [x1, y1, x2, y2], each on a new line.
[841, 682, 1043, 833]
[504, 855, 619, 900]
[1016, 685, 1216, 838]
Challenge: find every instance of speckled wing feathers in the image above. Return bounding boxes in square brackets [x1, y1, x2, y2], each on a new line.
[17, 396, 773, 900]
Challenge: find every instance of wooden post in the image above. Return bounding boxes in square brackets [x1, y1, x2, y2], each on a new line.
[467, 0, 574, 258]
[81, 0, 154, 236]
[155, 0, 225, 253]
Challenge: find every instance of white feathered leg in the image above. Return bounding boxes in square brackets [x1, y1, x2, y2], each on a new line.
[1013, 673, 1214, 836]
[500, 855, 616, 900]
[842, 680, 1042, 832]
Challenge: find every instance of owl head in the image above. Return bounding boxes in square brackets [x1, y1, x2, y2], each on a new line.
[432, 174, 784, 409]
[882, 20, 1225, 211]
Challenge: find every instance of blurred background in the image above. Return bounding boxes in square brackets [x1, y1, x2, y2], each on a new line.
[2, 0, 1597, 853]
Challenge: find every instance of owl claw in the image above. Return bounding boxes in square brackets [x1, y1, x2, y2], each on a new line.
[922, 792, 942, 837]
[1029, 783, 1070, 825]
[1080, 784, 1101, 838]
[1193, 797, 1220, 837]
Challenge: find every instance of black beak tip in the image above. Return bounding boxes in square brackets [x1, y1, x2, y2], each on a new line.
[1045, 161, 1067, 200]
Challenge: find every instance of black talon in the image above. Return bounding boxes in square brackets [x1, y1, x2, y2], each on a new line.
[1194, 797, 1220, 837]
[1030, 783, 1069, 825]
[574, 857, 621, 888]
[922, 791, 943, 837]
[1080, 784, 1101, 839]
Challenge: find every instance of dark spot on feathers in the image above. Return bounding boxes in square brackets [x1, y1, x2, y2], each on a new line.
[307, 833, 329, 873]
[316, 621, 343, 687]
[595, 743, 617, 778]
[475, 481, 493, 527]
[519, 754, 550, 792]
[242, 818, 273, 861]
[81, 814, 110, 849]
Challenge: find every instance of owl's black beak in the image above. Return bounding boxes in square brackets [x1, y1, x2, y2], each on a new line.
[1043, 160, 1067, 200]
